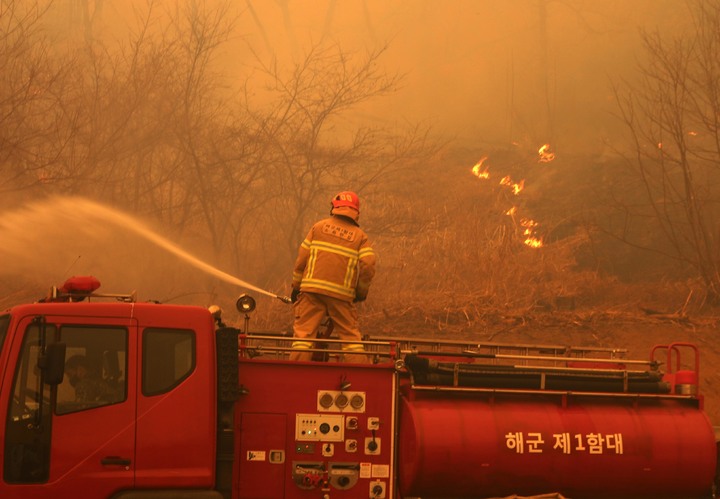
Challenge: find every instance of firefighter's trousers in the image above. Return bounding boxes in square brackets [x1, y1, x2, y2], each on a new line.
[290, 292, 369, 363]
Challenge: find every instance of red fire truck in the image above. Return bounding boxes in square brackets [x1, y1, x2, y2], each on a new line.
[0, 276, 717, 498]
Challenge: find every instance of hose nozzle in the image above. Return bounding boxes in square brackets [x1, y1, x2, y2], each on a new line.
[277, 295, 292, 304]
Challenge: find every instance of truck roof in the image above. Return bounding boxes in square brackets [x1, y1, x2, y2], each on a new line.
[3, 300, 215, 330]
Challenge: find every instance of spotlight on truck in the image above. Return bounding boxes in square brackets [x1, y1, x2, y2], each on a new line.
[236, 293, 256, 314]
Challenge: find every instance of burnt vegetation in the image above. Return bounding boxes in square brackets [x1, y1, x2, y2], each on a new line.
[2, 0, 720, 337]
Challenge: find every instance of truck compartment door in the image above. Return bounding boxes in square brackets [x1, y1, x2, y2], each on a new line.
[237, 413, 287, 498]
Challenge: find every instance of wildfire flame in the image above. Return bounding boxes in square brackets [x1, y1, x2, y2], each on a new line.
[512, 179, 524, 195]
[521, 218, 537, 234]
[524, 237, 543, 248]
[469, 147, 552, 249]
[471, 156, 490, 179]
[538, 144, 555, 163]
[499, 175, 524, 195]
[521, 218, 543, 248]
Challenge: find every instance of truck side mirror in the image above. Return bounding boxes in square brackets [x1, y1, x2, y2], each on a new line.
[38, 342, 67, 385]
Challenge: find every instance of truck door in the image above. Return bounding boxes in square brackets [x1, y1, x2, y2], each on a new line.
[2, 316, 137, 499]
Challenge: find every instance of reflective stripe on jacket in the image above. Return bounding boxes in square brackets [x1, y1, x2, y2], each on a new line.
[292, 215, 376, 302]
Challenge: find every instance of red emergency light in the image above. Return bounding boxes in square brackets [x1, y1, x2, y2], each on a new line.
[42, 275, 102, 302]
[59, 275, 101, 294]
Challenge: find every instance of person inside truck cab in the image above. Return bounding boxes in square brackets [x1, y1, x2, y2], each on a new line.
[62, 354, 121, 404]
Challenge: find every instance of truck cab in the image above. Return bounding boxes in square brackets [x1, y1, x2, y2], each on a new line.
[0, 277, 219, 499]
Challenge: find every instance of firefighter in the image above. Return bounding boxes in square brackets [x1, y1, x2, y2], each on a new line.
[290, 191, 376, 363]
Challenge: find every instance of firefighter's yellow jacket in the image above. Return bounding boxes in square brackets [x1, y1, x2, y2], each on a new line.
[292, 214, 376, 302]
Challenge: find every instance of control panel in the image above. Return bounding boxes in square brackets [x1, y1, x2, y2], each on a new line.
[295, 413, 345, 442]
[235, 360, 394, 498]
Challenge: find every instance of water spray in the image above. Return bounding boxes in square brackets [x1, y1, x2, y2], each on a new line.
[81, 200, 294, 304]
[0, 197, 293, 304]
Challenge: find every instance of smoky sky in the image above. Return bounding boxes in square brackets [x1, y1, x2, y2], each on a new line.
[51, 0, 690, 155]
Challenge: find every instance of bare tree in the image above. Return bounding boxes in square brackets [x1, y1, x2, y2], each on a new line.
[45, 0, 259, 260]
[242, 44, 440, 270]
[613, 0, 720, 303]
[0, 0, 71, 199]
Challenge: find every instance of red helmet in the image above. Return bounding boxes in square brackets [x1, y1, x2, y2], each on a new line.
[331, 191, 360, 211]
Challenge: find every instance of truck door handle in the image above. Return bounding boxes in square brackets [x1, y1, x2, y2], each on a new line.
[101, 456, 131, 466]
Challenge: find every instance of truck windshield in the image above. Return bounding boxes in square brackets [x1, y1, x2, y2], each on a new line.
[0, 314, 8, 355]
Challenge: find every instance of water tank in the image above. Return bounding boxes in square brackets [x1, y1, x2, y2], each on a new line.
[398, 391, 716, 498]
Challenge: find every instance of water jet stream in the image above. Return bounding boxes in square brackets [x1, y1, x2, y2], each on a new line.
[0, 197, 289, 303]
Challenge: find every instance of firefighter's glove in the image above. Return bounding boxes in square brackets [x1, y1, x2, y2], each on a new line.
[354, 292, 367, 303]
[291, 288, 300, 303]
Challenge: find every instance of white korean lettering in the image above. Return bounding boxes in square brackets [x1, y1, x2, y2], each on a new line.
[586, 433, 605, 454]
[505, 432, 524, 453]
[605, 433, 624, 454]
[552, 433, 571, 454]
[526, 432, 544, 453]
